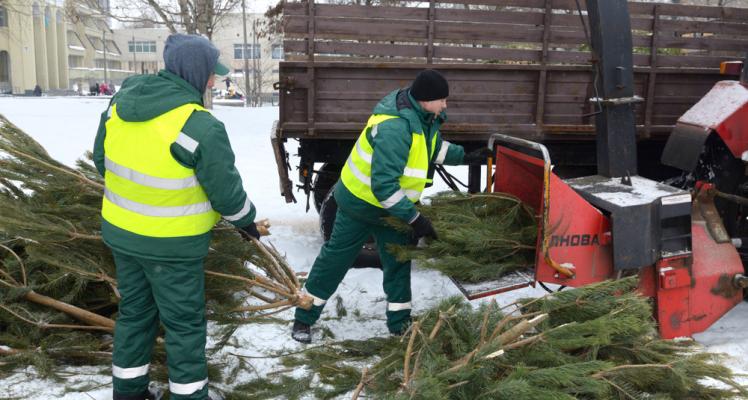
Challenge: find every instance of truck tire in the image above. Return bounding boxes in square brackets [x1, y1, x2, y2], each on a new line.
[319, 189, 382, 269]
[313, 163, 341, 213]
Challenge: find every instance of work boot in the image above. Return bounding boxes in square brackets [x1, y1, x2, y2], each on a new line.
[389, 325, 410, 337]
[113, 385, 162, 400]
[114, 392, 148, 400]
[291, 320, 312, 344]
[388, 316, 413, 337]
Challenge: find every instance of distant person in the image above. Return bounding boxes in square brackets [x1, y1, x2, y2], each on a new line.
[99, 82, 108, 96]
[223, 76, 231, 90]
[227, 87, 243, 99]
[73, 83, 79, 95]
[94, 82, 100, 96]
[33, 84, 42, 96]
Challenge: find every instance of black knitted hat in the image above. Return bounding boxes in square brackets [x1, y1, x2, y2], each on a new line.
[410, 69, 449, 101]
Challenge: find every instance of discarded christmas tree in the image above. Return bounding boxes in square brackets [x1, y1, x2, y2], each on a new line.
[388, 191, 537, 283]
[0, 113, 310, 378]
[260, 278, 747, 400]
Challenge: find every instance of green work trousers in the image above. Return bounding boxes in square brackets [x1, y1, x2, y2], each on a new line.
[111, 251, 209, 400]
[295, 208, 412, 333]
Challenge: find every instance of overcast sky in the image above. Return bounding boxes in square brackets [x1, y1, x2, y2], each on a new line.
[108, 0, 279, 28]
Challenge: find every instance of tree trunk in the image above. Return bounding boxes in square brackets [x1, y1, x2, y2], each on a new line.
[25, 290, 116, 330]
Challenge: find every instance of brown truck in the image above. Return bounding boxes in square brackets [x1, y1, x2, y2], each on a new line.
[271, 0, 748, 242]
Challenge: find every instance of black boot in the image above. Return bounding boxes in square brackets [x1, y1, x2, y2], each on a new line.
[114, 391, 149, 400]
[291, 320, 312, 344]
[114, 387, 161, 400]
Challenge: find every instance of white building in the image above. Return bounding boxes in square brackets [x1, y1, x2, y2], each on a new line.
[112, 12, 283, 100]
[211, 12, 284, 98]
[66, 1, 128, 93]
[112, 27, 169, 75]
[0, 0, 68, 94]
[0, 0, 129, 95]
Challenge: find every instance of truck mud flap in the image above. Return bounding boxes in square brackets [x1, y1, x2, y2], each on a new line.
[271, 120, 296, 204]
[661, 123, 710, 172]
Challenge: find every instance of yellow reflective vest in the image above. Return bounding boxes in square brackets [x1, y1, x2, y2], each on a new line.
[101, 103, 220, 238]
[341, 114, 437, 209]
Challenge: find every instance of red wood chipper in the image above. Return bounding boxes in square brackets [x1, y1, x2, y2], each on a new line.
[456, 0, 748, 339]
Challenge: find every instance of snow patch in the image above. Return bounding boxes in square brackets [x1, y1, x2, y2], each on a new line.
[568, 175, 686, 207]
[678, 81, 748, 129]
[0, 97, 745, 398]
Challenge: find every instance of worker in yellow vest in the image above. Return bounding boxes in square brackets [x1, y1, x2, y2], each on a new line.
[292, 70, 492, 343]
[92, 34, 258, 400]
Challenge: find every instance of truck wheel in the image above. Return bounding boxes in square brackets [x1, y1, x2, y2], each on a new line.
[313, 163, 341, 213]
[319, 190, 382, 269]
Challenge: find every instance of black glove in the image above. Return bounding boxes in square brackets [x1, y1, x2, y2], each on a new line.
[462, 147, 494, 165]
[410, 213, 438, 242]
[240, 222, 261, 240]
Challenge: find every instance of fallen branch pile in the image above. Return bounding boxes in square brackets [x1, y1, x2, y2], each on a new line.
[388, 191, 537, 283]
[262, 278, 747, 399]
[0, 113, 309, 377]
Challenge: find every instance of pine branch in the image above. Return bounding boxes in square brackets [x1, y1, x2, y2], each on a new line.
[231, 299, 293, 312]
[402, 320, 421, 389]
[0, 146, 104, 190]
[0, 304, 112, 332]
[22, 291, 115, 331]
[428, 305, 454, 340]
[386, 191, 537, 283]
[496, 314, 548, 345]
[351, 367, 368, 400]
[289, 279, 747, 399]
[0, 112, 313, 381]
[592, 363, 674, 379]
[0, 243, 26, 286]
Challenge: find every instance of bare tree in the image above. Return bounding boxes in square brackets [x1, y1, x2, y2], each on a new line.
[72, 0, 242, 39]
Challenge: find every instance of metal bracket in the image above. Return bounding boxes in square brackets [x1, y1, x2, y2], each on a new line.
[270, 120, 297, 204]
[695, 187, 731, 244]
[273, 76, 296, 92]
[588, 95, 644, 105]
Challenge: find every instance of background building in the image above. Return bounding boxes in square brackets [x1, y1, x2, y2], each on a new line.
[112, 13, 283, 103]
[111, 27, 168, 75]
[1, 3, 283, 97]
[211, 12, 283, 102]
[0, 0, 129, 95]
[0, 0, 68, 94]
[66, 1, 127, 94]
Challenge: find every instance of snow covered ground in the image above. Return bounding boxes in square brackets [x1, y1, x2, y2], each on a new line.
[0, 96, 746, 399]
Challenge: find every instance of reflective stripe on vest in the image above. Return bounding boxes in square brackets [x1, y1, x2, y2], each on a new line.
[102, 103, 220, 238]
[340, 114, 437, 209]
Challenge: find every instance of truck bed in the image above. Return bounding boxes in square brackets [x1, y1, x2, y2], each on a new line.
[276, 0, 748, 142]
